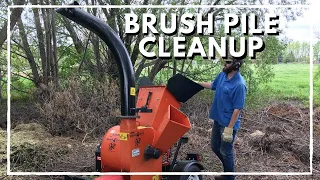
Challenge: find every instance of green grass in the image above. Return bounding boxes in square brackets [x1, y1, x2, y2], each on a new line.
[254, 63, 319, 108]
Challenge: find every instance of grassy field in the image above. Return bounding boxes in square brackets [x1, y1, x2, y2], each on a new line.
[253, 63, 319, 108]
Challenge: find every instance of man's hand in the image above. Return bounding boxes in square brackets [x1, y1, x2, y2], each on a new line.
[196, 82, 212, 89]
[222, 127, 233, 142]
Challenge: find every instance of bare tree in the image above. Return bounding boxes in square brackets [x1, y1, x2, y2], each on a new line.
[17, 19, 40, 86]
[0, 0, 25, 48]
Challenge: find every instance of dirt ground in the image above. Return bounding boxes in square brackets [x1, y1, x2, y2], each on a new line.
[0, 99, 319, 180]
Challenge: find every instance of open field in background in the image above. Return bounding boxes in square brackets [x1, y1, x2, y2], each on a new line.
[244, 63, 319, 110]
[262, 64, 317, 105]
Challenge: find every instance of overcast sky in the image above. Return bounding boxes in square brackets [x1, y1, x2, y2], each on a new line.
[281, 0, 319, 43]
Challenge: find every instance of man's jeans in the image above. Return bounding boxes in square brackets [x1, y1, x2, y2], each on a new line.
[211, 121, 237, 180]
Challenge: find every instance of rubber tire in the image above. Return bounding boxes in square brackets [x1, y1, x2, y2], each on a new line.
[179, 165, 203, 180]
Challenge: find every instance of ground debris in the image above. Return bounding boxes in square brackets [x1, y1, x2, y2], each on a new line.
[3, 123, 96, 173]
[249, 130, 265, 138]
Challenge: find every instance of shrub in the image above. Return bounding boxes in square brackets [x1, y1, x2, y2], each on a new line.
[36, 77, 121, 137]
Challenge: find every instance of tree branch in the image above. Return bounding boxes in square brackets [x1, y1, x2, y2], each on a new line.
[1, 46, 28, 59]
[0, 79, 30, 94]
[0, 0, 25, 48]
[163, 65, 193, 76]
[12, 72, 33, 81]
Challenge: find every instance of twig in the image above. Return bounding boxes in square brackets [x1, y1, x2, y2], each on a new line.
[267, 112, 303, 124]
[201, 142, 210, 151]
[78, 31, 92, 73]
[313, 168, 320, 173]
[1, 46, 28, 59]
[11, 72, 33, 81]
[297, 108, 305, 119]
[0, 79, 30, 94]
[82, 133, 88, 144]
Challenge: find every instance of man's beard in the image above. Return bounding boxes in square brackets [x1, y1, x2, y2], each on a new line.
[223, 65, 233, 74]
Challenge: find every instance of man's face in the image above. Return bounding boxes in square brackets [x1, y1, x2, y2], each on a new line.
[223, 60, 233, 74]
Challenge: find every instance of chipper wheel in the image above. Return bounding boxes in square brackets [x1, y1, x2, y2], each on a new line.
[179, 165, 203, 180]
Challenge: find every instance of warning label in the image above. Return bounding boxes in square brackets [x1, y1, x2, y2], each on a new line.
[132, 148, 140, 157]
[120, 133, 128, 141]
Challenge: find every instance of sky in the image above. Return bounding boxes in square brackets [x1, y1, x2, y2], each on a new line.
[281, 0, 320, 43]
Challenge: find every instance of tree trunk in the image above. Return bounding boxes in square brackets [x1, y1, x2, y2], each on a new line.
[92, 35, 104, 81]
[181, 58, 186, 75]
[134, 44, 156, 79]
[60, 12, 96, 74]
[91, 1, 104, 81]
[148, 59, 168, 81]
[51, 0, 59, 87]
[17, 19, 40, 86]
[42, 5, 52, 81]
[61, 17, 84, 54]
[123, 0, 131, 53]
[0, 0, 25, 48]
[0, 69, 2, 104]
[130, 0, 154, 66]
[173, 59, 177, 76]
[31, 0, 48, 84]
[147, 43, 172, 81]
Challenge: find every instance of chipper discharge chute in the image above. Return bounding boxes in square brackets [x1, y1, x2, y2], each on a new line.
[56, 2, 205, 180]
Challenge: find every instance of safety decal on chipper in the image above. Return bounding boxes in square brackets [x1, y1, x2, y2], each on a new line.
[132, 148, 140, 157]
[152, 175, 159, 180]
[162, 149, 171, 166]
[130, 87, 136, 96]
[120, 132, 128, 140]
[129, 131, 144, 137]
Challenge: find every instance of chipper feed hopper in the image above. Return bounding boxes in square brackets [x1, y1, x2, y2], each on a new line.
[56, 2, 205, 180]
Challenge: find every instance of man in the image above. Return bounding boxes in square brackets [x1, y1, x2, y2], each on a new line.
[197, 56, 247, 180]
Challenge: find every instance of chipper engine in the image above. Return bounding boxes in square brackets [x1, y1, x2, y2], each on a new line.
[56, 2, 205, 180]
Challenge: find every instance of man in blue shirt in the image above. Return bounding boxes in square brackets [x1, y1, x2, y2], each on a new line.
[197, 56, 247, 180]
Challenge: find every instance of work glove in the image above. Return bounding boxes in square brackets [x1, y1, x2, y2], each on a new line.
[222, 127, 233, 143]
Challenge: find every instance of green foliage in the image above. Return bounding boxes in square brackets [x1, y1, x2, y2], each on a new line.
[284, 51, 295, 63]
[1, 77, 34, 101]
[244, 63, 316, 109]
[58, 45, 85, 80]
[259, 36, 286, 64]
[314, 64, 320, 105]
[315, 65, 320, 81]
[314, 41, 320, 63]
[264, 64, 315, 105]
[283, 41, 310, 63]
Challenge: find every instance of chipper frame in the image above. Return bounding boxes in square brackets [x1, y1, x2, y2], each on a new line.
[56, 2, 204, 180]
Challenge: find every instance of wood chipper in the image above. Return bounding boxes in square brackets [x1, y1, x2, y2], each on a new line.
[56, 2, 205, 180]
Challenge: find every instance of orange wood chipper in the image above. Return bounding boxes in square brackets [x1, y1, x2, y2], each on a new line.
[56, 2, 205, 180]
